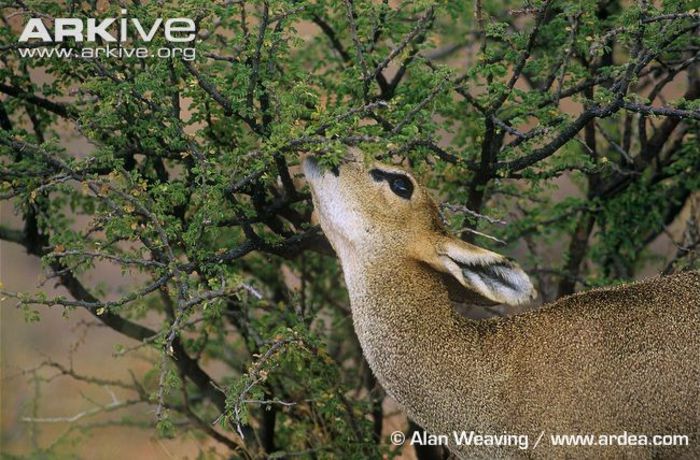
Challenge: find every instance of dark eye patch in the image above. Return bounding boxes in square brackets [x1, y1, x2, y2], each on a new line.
[368, 168, 414, 200]
[370, 169, 385, 182]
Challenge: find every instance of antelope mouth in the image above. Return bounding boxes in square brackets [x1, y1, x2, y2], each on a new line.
[302, 155, 322, 181]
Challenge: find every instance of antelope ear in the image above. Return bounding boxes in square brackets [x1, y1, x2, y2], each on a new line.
[423, 237, 536, 306]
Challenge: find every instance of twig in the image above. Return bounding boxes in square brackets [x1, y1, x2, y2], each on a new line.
[457, 227, 507, 245]
[623, 102, 700, 120]
[22, 394, 140, 424]
[370, 6, 436, 80]
[441, 203, 508, 225]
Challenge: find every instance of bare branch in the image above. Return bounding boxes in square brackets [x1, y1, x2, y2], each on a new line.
[0, 83, 77, 119]
[623, 102, 700, 120]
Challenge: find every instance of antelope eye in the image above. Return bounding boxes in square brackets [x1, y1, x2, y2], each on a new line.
[369, 168, 414, 200]
[389, 176, 413, 199]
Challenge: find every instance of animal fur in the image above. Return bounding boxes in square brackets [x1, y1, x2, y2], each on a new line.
[303, 155, 700, 459]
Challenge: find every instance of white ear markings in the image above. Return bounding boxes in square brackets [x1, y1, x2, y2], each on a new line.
[433, 239, 536, 306]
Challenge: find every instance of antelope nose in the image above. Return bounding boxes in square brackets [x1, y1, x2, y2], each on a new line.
[302, 155, 340, 178]
[302, 156, 320, 179]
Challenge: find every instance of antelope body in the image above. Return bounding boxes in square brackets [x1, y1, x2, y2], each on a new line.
[303, 155, 700, 459]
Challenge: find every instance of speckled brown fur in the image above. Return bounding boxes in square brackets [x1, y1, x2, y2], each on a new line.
[303, 155, 700, 459]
